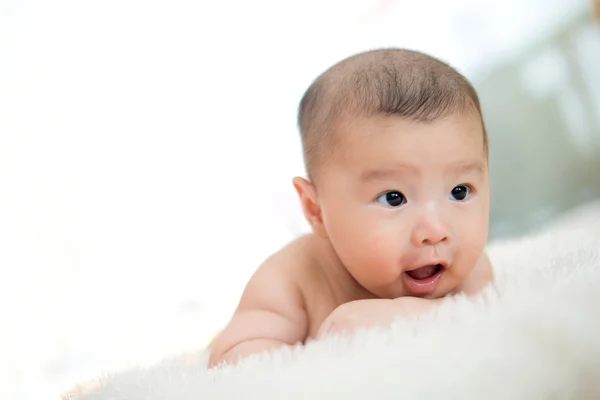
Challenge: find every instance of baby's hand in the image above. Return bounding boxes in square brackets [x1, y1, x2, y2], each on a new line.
[317, 297, 442, 338]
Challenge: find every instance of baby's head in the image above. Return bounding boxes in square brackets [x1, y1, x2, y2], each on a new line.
[293, 48, 489, 299]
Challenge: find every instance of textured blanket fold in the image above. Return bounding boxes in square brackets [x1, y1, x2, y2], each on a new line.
[68, 202, 600, 400]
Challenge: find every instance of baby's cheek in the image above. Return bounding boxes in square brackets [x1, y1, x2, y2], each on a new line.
[331, 217, 402, 286]
[459, 235, 486, 276]
[354, 232, 399, 279]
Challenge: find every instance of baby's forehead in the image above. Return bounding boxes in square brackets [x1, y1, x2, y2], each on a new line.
[328, 113, 487, 166]
[332, 111, 485, 143]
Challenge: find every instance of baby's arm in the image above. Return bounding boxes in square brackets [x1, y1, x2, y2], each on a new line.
[208, 256, 308, 368]
[317, 253, 495, 338]
[317, 296, 447, 338]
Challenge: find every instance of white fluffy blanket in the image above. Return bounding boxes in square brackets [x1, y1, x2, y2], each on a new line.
[68, 202, 600, 400]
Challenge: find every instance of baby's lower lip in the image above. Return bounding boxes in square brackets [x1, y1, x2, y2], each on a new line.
[403, 265, 445, 295]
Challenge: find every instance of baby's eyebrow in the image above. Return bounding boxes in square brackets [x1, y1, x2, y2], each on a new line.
[360, 164, 417, 182]
[449, 161, 486, 175]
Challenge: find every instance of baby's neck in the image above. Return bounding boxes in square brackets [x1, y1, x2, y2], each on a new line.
[311, 235, 374, 305]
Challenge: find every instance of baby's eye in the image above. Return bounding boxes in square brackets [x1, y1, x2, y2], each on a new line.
[449, 185, 472, 201]
[376, 191, 406, 208]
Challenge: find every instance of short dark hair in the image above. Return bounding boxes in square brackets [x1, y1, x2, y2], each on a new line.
[297, 48, 487, 181]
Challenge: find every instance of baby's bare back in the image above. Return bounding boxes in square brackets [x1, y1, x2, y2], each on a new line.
[208, 235, 354, 367]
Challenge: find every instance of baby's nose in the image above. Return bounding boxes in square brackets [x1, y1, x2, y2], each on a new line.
[411, 208, 450, 246]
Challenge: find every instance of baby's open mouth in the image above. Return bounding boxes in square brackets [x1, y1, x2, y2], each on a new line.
[405, 264, 443, 280]
[403, 263, 445, 295]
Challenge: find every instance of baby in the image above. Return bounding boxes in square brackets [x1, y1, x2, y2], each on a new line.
[208, 48, 494, 368]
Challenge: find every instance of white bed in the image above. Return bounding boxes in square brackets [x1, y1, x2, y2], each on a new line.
[66, 201, 600, 400]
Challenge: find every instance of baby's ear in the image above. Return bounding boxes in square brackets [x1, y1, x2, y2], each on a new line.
[292, 177, 328, 238]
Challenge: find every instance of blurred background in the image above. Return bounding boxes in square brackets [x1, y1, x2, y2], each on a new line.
[0, 0, 599, 397]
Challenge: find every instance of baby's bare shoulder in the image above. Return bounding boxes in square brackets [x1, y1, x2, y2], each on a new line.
[259, 236, 309, 282]
[208, 235, 319, 366]
[256, 235, 324, 303]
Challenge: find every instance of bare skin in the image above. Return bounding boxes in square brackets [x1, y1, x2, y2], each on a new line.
[208, 234, 493, 367]
[209, 113, 493, 368]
